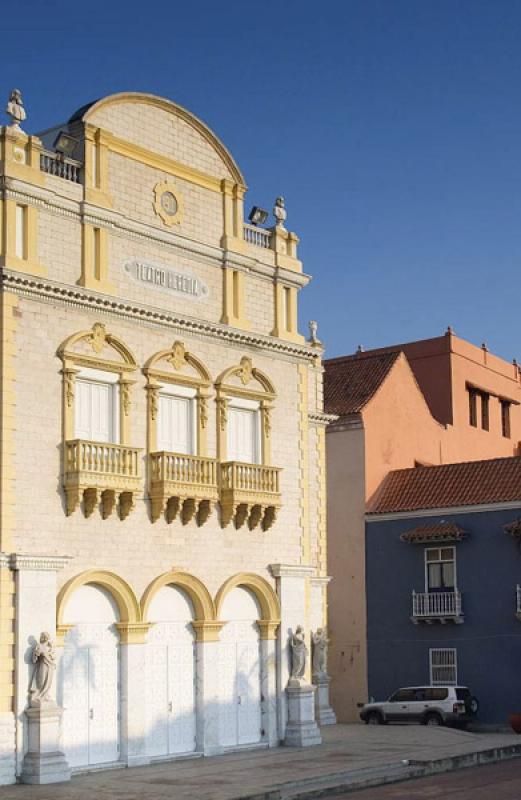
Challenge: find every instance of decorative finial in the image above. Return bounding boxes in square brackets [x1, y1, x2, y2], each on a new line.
[446, 325, 453, 335]
[6, 89, 26, 132]
[308, 320, 321, 346]
[273, 196, 287, 229]
[482, 342, 488, 351]
[357, 344, 364, 353]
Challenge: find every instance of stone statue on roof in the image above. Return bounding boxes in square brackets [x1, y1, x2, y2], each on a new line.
[6, 89, 26, 131]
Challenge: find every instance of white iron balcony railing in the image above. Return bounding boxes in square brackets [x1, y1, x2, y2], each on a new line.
[411, 590, 463, 624]
[243, 223, 272, 249]
[40, 150, 82, 183]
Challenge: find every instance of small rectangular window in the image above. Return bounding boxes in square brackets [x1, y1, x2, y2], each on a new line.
[430, 648, 457, 686]
[481, 393, 489, 431]
[501, 400, 511, 438]
[468, 389, 477, 427]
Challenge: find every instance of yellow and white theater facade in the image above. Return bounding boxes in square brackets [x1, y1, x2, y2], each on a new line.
[0, 91, 331, 783]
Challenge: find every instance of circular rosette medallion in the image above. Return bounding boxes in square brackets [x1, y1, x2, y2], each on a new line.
[153, 181, 184, 226]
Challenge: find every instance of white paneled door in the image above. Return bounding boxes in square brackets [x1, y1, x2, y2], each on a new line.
[60, 624, 120, 769]
[227, 406, 258, 464]
[157, 394, 194, 454]
[145, 622, 197, 757]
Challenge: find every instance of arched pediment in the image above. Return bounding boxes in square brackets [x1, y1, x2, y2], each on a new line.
[216, 356, 275, 398]
[58, 322, 137, 372]
[77, 92, 245, 186]
[144, 341, 211, 386]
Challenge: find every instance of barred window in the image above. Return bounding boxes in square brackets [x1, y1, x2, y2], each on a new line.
[430, 648, 457, 686]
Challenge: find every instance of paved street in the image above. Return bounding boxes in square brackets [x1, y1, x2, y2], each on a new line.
[1, 725, 520, 799]
[334, 759, 521, 799]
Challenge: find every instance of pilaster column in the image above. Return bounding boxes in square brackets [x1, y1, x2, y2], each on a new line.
[270, 564, 316, 739]
[0, 554, 15, 785]
[193, 622, 225, 755]
[259, 634, 278, 746]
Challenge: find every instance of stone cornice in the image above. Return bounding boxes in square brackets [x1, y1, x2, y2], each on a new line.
[308, 411, 338, 427]
[9, 554, 71, 571]
[270, 563, 317, 579]
[2, 270, 319, 363]
[310, 576, 332, 586]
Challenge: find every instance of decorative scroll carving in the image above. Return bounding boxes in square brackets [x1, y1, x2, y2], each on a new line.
[89, 322, 107, 354]
[167, 341, 186, 370]
[217, 397, 228, 431]
[199, 395, 208, 429]
[120, 381, 131, 416]
[239, 355, 253, 385]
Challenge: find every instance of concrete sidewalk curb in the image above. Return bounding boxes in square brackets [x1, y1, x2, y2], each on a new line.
[235, 743, 521, 800]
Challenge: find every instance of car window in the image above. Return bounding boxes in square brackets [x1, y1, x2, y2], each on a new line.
[425, 688, 448, 701]
[390, 689, 415, 702]
[413, 688, 428, 701]
[456, 688, 471, 701]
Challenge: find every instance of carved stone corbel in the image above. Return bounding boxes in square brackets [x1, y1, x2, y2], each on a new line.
[262, 505, 277, 531]
[150, 495, 167, 523]
[196, 499, 212, 527]
[248, 504, 263, 531]
[166, 496, 180, 524]
[101, 489, 116, 519]
[83, 487, 99, 518]
[181, 497, 196, 525]
[65, 486, 81, 517]
[119, 491, 134, 521]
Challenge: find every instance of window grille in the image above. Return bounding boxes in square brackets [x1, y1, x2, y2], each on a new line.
[430, 648, 457, 685]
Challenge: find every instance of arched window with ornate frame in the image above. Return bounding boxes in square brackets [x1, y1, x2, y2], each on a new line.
[144, 341, 216, 525]
[215, 356, 281, 530]
[58, 322, 141, 520]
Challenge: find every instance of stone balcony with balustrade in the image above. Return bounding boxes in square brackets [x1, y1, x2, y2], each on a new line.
[64, 439, 142, 520]
[411, 590, 464, 625]
[149, 452, 219, 525]
[219, 461, 281, 531]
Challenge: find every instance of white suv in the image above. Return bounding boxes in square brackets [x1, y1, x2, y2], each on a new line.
[359, 685, 479, 727]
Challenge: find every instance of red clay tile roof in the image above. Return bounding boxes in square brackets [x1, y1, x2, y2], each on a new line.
[324, 351, 400, 415]
[400, 523, 466, 543]
[369, 456, 521, 514]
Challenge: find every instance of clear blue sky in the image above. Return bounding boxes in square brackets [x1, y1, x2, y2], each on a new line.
[2, 0, 520, 360]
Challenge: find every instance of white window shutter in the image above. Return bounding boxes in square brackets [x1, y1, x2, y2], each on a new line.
[227, 407, 258, 463]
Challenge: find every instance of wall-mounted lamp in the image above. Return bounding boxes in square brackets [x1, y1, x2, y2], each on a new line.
[248, 206, 269, 226]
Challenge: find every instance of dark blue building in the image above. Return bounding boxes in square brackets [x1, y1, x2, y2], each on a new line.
[366, 455, 521, 725]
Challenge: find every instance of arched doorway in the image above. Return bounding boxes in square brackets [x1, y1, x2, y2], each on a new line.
[145, 585, 197, 757]
[58, 584, 121, 768]
[219, 587, 262, 748]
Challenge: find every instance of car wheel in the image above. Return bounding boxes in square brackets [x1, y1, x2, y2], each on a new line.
[466, 696, 479, 716]
[424, 712, 444, 726]
[366, 711, 384, 725]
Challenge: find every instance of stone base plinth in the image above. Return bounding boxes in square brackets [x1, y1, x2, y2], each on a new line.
[283, 682, 322, 747]
[20, 704, 70, 784]
[313, 674, 337, 725]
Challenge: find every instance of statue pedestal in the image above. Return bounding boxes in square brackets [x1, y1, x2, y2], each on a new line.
[20, 703, 71, 784]
[313, 673, 337, 726]
[283, 680, 322, 747]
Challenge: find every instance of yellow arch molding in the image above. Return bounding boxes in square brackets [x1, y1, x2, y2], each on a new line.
[215, 572, 281, 626]
[141, 570, 216, 622]
[58, 323, 138, 369]
[81, 92, 246, 187]
[144, 342, 211, 384]
[215, 358, 276, 397]
[57, 569, 142, 626]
